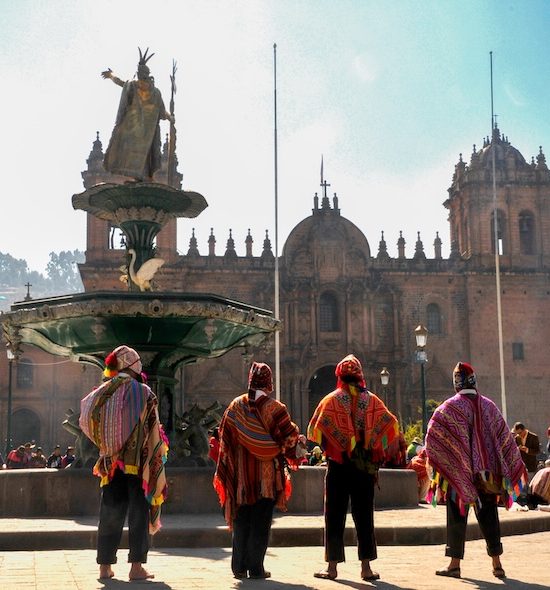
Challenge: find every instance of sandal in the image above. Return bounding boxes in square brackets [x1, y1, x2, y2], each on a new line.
[493, 567, 506, 579]
[435, 567, 461, 578]
[362, 572, 380, 581]
[249, 570, 271, 579]
[314, 570, 337, 580]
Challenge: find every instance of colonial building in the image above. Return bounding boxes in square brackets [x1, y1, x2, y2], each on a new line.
[1, 125, 549, 452]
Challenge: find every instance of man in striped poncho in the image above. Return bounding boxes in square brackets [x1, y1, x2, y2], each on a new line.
[80, 345, 168, 581]
[214, 362, 303, 580]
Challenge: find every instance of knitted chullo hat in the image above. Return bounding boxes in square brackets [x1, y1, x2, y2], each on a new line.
[103, 345, 143, 379]
[335, 354, 367, 389]
[453, 361, 477, 392]
[248, 362, 273, 393]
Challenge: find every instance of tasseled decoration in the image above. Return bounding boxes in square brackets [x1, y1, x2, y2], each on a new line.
[103, 351, 119, 379]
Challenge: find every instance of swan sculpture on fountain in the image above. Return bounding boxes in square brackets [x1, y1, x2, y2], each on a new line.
[127, 248, 165, 291]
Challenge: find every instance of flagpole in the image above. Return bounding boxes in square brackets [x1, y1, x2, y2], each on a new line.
[490, 51, 507, 421]
[273, 43, 281, 401]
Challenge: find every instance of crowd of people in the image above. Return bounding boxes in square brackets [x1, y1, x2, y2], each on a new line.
[2, 442, 76, 469]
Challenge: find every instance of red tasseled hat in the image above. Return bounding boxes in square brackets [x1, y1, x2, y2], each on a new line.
[453, 361, 477, 392]
[248, 362, 273, 393]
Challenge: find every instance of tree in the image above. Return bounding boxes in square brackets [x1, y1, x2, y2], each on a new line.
[45, 250, 85, 293]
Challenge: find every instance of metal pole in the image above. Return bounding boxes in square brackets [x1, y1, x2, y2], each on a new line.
[273, 43, 281, 401]
[5, 358, 13, 459]
[490, 51, 507, 421]
[420, 361, 427, 436]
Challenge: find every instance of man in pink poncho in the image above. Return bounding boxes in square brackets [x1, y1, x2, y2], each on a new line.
[425, 362, 527, 580]
[80, 345, 168, 581]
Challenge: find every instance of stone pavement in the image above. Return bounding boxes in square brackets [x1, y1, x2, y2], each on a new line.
[1, 505, 549, 550]
[0, 532, 548, 590]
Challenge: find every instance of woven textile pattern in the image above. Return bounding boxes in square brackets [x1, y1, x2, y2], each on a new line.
[213, 393, 299, 529]
[80, 375, 168, 534]
[426, 391, 527, 513]
[307, 387, 399, 464]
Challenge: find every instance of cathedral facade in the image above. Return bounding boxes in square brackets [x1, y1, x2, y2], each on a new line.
[1, 126, 549, 451]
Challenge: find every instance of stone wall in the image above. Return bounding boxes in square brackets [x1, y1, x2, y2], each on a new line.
[0, 467, 418, 517]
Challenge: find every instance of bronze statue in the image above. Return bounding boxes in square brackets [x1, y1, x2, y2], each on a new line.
[102, 48, 174, 181]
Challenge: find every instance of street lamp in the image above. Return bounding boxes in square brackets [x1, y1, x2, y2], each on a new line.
[5, 348, 15, 460]
[414, 324, 428, 436]
[380, 367, 390, 405]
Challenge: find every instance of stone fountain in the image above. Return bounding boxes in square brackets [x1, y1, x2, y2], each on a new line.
[1, 49, 279, 463]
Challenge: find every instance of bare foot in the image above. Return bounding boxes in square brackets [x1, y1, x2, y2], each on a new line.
[99, 565, 114, 579]
[129, 563, 154, 580]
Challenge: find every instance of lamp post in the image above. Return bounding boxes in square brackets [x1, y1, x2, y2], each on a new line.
[380, 367, 390, 406]
[5, 348, 14, 460]
[414, 324, 428, 436]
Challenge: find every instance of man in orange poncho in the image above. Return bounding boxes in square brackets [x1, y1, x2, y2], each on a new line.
[214, 362, 302, 580]
[80, 345, 168, 581]
[308, 354, 399, 583]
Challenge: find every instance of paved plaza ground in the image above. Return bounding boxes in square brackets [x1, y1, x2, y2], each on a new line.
[0, 533, 549, 590]
[0, 505, 549, 589]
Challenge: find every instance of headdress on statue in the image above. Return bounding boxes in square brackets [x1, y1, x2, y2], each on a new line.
[137, 47, 155, 80]
[335, 354, 366, 390]
[248, 362, 273, 393]
[103, 345, 143, 379]
[453, 361, 477, 392]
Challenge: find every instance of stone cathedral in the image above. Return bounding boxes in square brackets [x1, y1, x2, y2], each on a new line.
[2, 125, 549, 450]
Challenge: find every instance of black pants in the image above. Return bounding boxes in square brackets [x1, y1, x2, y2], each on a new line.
[445, 493, 503, 559]
[231, 498, 275, 576]
[97, 469, 150, 565]
[324, 459, 377, 563]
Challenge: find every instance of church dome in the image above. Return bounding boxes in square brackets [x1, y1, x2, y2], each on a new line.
[473, 126, 528, 170]
[282, 188, 371, 278]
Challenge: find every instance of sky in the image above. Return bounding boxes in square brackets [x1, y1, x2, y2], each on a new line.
[2, 0, 550, 273]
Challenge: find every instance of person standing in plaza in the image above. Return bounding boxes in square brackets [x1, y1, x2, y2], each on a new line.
[308, 354, 399, 582]
[47, 445, 63, 468]
[513, 422, 540, 475]
[425, 362, 527, 579]
[79, 345, 168, 581]
[213, 361, 303, 580]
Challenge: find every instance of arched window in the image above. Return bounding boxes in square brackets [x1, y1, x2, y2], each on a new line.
[427, 303, 442, 335]
[16, 358, 33, 389]
[108, 223, 126, 250]
[519, 211, 536, 255]
[319, 292, 339, 332]
[490, 210, 507, 255]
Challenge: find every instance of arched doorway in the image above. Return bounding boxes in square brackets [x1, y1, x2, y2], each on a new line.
[308, 365, 336, 420]
[11, 408, 41, 447]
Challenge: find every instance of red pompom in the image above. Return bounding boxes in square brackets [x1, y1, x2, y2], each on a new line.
[105, 352, 118, 369]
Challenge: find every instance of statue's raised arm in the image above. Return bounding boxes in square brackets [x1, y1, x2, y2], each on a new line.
[102, 48, 173, 182]
[101, 68, 124, 88]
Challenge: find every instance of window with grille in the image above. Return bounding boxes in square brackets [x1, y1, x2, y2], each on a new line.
[512, 342, 524, 361]
[426, 303, 442, 335]
[319, 292, 339, 332]
[16, 358, 33, 388]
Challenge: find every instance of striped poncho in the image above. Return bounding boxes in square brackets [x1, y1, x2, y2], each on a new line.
[213, 393, 300, 529]
[80, 374, 169, 534]
[307, 386, 399, 467]
[425, 389, 527, 515]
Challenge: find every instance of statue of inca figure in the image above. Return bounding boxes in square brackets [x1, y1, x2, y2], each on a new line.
[102, 48, 174, 181]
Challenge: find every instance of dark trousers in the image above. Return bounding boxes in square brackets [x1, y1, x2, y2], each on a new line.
[97, 469, 150, 565]
[445, 493, 503, 559]
[231, 498, 275, 576]
[324, 459, 377, 563]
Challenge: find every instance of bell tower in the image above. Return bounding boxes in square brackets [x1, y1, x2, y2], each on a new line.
[445, 124, 550, 269]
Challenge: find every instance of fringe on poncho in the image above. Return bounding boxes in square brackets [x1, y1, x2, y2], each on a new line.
[425, 390, 527, 515]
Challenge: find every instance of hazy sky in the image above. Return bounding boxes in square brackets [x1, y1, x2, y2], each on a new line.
[2, 0, 550, 273]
